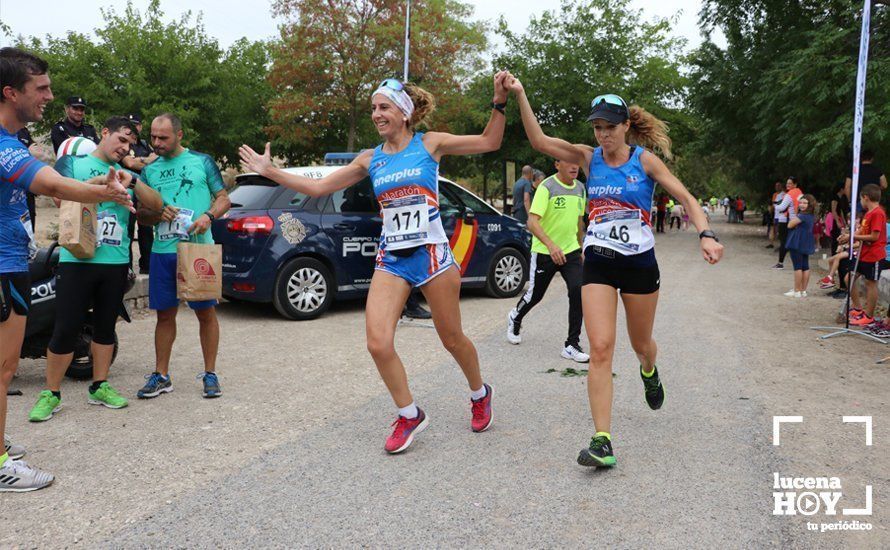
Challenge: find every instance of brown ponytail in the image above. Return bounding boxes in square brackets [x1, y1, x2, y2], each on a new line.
[627, 105, 672, 160]
[404, 83, 436, 128]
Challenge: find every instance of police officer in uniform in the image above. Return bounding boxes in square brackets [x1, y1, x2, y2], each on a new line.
[16, 127, 38, 231]
[120, 114, 156, 273]
[50, 96, 98, 153]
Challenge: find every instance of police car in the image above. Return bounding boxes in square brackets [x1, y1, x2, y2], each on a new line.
[212, 154, 531, 320]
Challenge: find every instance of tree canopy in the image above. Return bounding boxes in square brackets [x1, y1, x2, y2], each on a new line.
[17, 0, 271, 166]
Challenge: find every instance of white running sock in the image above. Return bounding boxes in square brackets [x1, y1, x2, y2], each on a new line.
[398, 402, 418, 419]
[471, 385, 487, 401]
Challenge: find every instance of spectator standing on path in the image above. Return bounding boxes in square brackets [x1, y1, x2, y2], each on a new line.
[120, 113, 157, 274]
[50, 96, 98, 153]
[773, 177, 801, 269]
[655, 193, 667, 233]
[669, 201, 683, 230]
[766, 181, 782, 248]
[844, 150, 887, 208]
[723, 196, 730, 216]
[783, 194, 817, 298]
[843, 184, 887, 326]
[512, 165, 533, 223]
[15, 127, 39, 231]
[527, 169, 545, 214]
[735, 196, 745, 223]
[831, 180, 850, 246]
[507, 159, 589, 363]
[27, 116, 163, 423]
[135, 113, 231, 400]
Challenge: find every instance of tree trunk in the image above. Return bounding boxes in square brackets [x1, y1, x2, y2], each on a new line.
[346, 97, 357, 152]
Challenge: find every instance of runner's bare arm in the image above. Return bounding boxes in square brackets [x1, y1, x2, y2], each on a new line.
[239, 143, 370, 196]
[642, 151, 724, 264]
[423, 71, 509, 159]
[506, 74, 591, 169]
[29, 165, 134, 210]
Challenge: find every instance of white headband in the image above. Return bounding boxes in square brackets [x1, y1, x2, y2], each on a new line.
[372, 86, 415, 119]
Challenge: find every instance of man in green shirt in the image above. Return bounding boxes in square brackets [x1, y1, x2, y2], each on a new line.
[28, 116, 162, 422]
[507, 159, 589, 363]
[136, 113, 230, 399]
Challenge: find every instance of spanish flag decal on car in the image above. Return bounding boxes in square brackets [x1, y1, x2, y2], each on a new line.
[448, 219, 478, 274]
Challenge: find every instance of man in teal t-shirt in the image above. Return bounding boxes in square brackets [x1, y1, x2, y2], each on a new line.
[507, 159, 589, 363]
[137, 113, 230, 400]
[28, 116, 162, 424]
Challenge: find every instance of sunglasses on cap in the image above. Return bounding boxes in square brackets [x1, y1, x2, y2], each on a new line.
[591, 94, 627, 109]
[379, 78, 405, 92]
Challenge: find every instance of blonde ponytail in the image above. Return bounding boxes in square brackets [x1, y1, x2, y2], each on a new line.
[627, 105, 672, 160]
[404, 84, 436, 128]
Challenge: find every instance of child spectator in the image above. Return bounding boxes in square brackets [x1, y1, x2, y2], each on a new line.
[844, 184, 887, 326]
[783, 194, 817, 297]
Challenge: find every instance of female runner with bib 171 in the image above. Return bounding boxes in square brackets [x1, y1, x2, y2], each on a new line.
[239, 72, 510, 454]
[505, 74, 724, 468]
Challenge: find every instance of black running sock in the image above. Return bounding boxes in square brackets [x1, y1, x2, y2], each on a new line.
[51, 391, 61, 399]
[89, 380, 106, 393]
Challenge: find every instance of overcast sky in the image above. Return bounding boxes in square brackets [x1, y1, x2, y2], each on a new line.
[0, 0, 719, 51]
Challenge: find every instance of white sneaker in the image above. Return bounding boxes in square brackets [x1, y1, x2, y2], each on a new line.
[506, 310, 521, 345]
[783, 289, 798, 297]
[801, 290, 807, 297]
[0, 458, 54, 492]
[4, 436, 25, 460]
[561, 345, 590, 363]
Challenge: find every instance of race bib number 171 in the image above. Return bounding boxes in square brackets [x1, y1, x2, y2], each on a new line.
[381, 195, 430, 246]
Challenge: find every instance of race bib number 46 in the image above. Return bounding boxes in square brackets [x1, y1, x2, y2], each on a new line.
[590, 209, 643, 253]
[382, 195, 429, 246]
[158, 208, 194, 242]
[97, 211, 124, 247]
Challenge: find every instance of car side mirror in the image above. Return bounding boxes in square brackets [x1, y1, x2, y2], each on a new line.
[462, 207, 476, 223]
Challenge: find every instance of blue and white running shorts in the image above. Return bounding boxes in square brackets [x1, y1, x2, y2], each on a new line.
[375, 243, 456, 287]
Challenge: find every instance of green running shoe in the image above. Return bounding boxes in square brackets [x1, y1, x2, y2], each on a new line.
[88, 382, 129, 409]
[28, 391, 61, 422]
[577, 435, 616, 468]
[640, 365, 665, 410]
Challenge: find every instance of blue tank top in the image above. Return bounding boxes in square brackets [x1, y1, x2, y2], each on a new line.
[368, 132, 448, 251]
[584, 146, 656, 257]
[0, 126, 46, 273]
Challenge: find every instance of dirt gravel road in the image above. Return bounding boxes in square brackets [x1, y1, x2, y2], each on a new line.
[2, 216, 887, 548]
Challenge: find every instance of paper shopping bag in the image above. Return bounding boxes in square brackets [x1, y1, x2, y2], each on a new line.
[176, 242, 223, 301]
[58, 200, 97, 259]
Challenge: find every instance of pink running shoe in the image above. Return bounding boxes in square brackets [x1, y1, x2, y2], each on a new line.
[850, 314, 875, 327]
[471, 384, 494, 433]
[384, 408, 428, 454]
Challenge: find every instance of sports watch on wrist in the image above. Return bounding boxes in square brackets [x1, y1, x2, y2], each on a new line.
[205, 212, 215, 222]
[491, 101, 507, 114]
[699, 229, 719, 242]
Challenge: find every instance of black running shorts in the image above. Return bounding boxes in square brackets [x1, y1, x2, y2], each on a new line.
[582, 246, 660, 295]
[0, 272, 31, 322]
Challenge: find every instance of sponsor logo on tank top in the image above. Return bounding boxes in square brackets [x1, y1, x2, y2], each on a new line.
[588, 184, 623, 196]
[373, 167, 423, 189]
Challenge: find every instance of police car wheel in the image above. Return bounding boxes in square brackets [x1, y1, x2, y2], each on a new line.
[485, 247, 528, 298]
[65, 329, 119, 380]
[273, 257, 334, 320]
